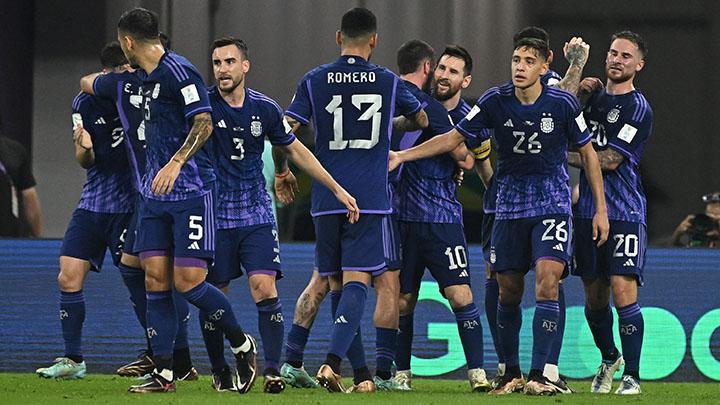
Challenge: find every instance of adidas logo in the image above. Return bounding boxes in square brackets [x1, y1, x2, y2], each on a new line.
[459, 269, 469, 278]
[188, 241, 200, 250]
[217, 119, 227, 128]
[623, 258, 635, 267]
[95, 117, 106, 125]
[504, 118, 514, 127]
[553, 243, 564, 252]
[334, 315, 348, 324]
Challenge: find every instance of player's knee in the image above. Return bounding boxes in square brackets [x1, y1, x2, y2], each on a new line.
[57, 269, 81, 291]
[249, 278, 277, 302]
[535, 278, 559, 301]
[446, 285, 473, 309]
[398, 293, 417, 315]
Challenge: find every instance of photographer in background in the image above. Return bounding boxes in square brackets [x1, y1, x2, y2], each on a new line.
[671, 192, 720, 248]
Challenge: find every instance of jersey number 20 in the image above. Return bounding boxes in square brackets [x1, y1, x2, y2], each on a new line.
[325, 94, 381, 150]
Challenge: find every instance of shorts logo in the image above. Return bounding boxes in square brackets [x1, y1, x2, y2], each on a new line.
[490, 248, 496, 264]
[60, 310, 69, 320]
[623, 259, 635, 267]
[540, 116, 554, 133]
[188, 241, 200, 250]
[334, 315, 348, 324]
[203, 321, 216, 331]
[542, 319, 558, 333]
[459, 269, 469, 278]
[146, 327, 157, 338]
[553, 243, 564, 252]
[607, 107, 620, 123]
[620, 323, 638, 336]
[209, 309, 225, 321]
[463, 320, 479, 330]
[504, 119, 514, 127]
[271, 312, 284, 323]
[250, 116, 262, 137]
[217, 119, 227, 128]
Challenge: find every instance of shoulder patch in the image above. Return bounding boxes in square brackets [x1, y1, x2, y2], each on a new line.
[617, 123, 638, 143]
[181, 84, 200, 105]
[465, 105, 481, 121]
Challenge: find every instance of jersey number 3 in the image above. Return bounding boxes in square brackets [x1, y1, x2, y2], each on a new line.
[325, 94, 381, 150]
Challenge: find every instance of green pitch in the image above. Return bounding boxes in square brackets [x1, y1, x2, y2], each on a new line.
[1, 373, 716, 404]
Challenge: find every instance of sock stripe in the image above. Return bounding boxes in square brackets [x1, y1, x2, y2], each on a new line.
[146, 290, 172, 300]
[183, 282, 209, 302]
[618, 305, 642, 319]
[60, 291, 85, 304]
[257, 302, 282, 312]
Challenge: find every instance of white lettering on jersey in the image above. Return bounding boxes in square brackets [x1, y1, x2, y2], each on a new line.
[617, 123, 638, 143]
[465, 105, 481, 121]
[575, 112, 588, 132]
[326, 71, 376, 84]
[181, 84, 200, 105]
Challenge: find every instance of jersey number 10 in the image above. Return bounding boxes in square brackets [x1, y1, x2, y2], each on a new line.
[325, 94, 382, 150]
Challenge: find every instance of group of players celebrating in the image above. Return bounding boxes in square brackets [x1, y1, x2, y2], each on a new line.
[35, 6, 652, 397]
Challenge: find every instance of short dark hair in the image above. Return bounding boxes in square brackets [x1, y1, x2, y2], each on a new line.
[611, 30, 648, 58]
[340, 7, 377, 40]
[100, 42, 128, 68]
[440, 45, 473, 75]
[117, 8, 159, 41]
[397, 40, 435, 75]
[514, 37, 550, 61]
[211, 36, 250, 60]
[158, 31, 171, 49]
[513, 26, 550, 47]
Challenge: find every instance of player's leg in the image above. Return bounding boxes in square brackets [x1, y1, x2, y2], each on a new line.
[574, 218, 623, 393]
[281, 270, 327, 388]
[37, 209, 105, 379]
[610, 221, 646, 395]
[488, 218, 530, 395]
[484, 267, 504, 381]
[544, 280, 573, 393]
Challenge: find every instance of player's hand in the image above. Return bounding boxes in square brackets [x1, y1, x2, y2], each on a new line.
[388, 151, 402, 172]
[579, 77, 603, 95]
[275, 170, 299, 205]
[73, 125, 93, 150]
[152, 159, 182, 196]
[592, 211, 610, 247]
[563, 37, 590, 68]
[334, 187, 359, 224]
[453, 167, 464, 186]
[676, 215, 695, 234]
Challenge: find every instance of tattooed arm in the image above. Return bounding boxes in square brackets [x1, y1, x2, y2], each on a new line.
[556, 37, 590, 96]
[151, 112, 213, 195]
[568, 148, 624, 171]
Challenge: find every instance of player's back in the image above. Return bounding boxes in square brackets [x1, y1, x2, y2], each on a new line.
[576, 89, 653, 224]
[71, 92, 134, 213]
[286, 55, 420, 215]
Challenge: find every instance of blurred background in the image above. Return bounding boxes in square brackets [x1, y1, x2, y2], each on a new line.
[2, 0, 719, 244]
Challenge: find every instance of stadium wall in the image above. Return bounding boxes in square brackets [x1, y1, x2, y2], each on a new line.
[1, 239, 718, 382]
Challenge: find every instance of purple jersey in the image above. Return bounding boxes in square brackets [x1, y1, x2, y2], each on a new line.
[135, 50, 213, 201]
[286, 55, 422, 216]
[542, 69, 562, 86]
[71, 92, 134, 213]
[576, 89, 652, 224]
[394, 81, 460, 223]
[93, 71, 146, 192]
[456, 82, 591, 220]
[209, 86, 296, 229]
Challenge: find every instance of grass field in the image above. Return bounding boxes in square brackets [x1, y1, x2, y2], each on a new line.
[2, 373, 717, 404]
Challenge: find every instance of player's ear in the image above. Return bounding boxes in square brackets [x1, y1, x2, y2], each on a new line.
[461, 74, 472, 89]
[548, 49, 554, 65]
[336, 31, 342, 46]
[635, 58, 645, 72]
[243, 59, 250, 74]
[369, 33, 378, 49]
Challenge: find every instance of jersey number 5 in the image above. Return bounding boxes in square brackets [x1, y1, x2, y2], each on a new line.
[325, 94, 382, 150]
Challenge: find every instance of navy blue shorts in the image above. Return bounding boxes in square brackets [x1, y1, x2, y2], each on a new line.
[60, 208, 131, 271]
[491, 214, 572, 273]
[122, 202, 141, 256]
[399, 221, 470, 294]
[207, 223, 282, 285]
[313, 214, 392, 277]
[572, 219, 646, 284]
[385, 215, 402, 270]
[481, 212, 495, 265]
[134, 192, 215, 261]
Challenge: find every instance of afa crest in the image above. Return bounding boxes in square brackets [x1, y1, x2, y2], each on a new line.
[540, 117, 554, 133]
[607, 108, 620, 124]
[250, 120, 263, 137]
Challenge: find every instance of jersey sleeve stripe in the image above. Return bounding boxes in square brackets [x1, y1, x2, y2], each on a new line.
[162, 60, 185, 82]
[284, 109, 309, 125]
[455, 124, 478, 140]
[72, 92, 89, 111]
[575, 132, 592, 146]
[184, 106, 212, 119]
[166, 55, 190, 80]
[547, 90, 580, 110]
[632, 93, 649, 122]
[476, 87, 500, 105]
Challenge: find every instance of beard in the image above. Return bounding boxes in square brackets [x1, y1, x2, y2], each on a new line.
[434, 81, 459, 101]
[606, 65, 634, 84]
[217, 75, 243, 93]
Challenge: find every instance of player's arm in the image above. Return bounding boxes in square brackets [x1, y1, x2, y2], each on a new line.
[473, 158, 494, 188]
[578, 141, 609, 246]
[555, 37, 590, 95]
[568, 148, 624, 171]
[271, 144, 299, 205]
[80, 72, 102, 95]
[275, 138, 359, 223]
[73, 125, 95, 168]
[449, 143, 475, 170]
[21, 187, 43, 237]
[152, 112, 213, 195]
[389, 128, 465, 172]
